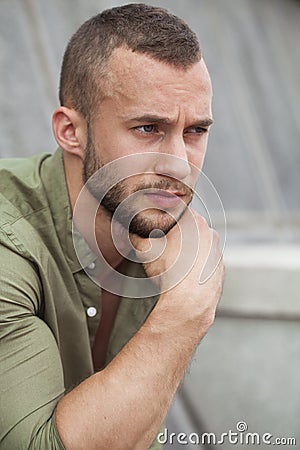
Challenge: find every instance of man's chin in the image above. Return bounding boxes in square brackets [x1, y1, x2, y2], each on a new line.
[127, 215, 178, 239]
[102, 201, 187, 238]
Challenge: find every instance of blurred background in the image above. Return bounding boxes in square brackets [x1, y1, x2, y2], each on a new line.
[1, 0, 299, 448]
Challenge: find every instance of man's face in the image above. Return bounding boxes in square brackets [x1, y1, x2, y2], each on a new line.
[83, 48, 213, 237]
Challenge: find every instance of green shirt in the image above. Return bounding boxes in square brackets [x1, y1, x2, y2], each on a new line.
[0, 149, 161, 449]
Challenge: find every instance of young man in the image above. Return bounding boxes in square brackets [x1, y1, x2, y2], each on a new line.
[0, 4, 224, 449]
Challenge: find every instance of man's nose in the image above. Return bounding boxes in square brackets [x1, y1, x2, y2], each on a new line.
[153, 138, 191, 181]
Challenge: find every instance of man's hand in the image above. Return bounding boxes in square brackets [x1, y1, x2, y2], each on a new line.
[131, 209, 225, 331]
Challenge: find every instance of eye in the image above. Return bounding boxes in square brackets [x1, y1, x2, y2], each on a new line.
[185, 126, 208, 135]
[135, 124, 156, 133]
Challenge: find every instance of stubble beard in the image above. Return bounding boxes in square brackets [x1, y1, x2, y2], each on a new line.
[82, 134, 192, 238]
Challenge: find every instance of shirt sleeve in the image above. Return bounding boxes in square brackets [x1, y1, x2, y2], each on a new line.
[149, 425, 164, 450]
[0, 244, 66, 449]
[0, 241, 163, 449]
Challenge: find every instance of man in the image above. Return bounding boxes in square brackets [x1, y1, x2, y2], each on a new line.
[0, 4, 224, 449]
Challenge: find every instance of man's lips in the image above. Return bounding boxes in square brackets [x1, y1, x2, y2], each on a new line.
[143, 190, 186, 209]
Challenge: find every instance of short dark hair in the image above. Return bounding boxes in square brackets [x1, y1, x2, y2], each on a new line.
[59, 3, 202, 119]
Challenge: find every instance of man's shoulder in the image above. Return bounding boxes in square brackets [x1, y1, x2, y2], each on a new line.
[0, 152, 52, 223]
[0, 152, 51, 184]
[0, 150, 66, 260]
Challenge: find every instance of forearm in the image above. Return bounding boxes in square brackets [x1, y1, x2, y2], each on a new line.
[55, 291, 208, 450]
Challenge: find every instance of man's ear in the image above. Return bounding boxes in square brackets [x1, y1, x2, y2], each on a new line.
[52, 106, 87, 159]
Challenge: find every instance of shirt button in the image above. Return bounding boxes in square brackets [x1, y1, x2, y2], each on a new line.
[87, 262, 96, 270]
[87, 306, 97, 317]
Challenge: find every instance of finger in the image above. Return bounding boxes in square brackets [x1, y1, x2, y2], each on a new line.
[199, 228, 223, 284]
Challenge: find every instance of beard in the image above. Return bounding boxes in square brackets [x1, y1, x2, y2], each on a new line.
[82, 131, 193, 238]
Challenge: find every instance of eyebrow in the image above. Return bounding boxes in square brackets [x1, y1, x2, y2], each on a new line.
[125, 114, 214, 127]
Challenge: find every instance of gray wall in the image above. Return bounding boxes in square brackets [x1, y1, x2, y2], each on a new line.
[1, 1, 299, 448]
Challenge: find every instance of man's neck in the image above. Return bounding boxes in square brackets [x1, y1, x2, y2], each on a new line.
[63, 151, 125, 270]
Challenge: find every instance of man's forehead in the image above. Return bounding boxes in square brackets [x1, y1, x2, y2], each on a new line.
[106, 47, 212, 97]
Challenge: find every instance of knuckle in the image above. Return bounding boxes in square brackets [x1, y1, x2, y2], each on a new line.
[212, 229, 220, 243]
[196, 214, 208, 227]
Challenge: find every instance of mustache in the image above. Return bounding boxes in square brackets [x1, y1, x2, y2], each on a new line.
[132, 178, 191, 196]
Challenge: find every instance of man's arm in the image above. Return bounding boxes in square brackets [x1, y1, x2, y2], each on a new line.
[0, 245, 65, 449]
[56, 214, 224, 450]
[0, 213, 223, 450]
